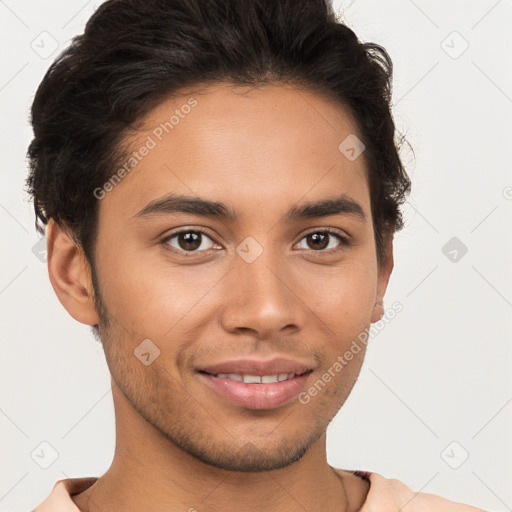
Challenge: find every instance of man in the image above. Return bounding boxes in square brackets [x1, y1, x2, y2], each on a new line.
[28, 0, 488, 510]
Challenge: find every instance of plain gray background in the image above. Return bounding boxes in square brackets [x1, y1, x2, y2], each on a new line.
[1, 1, 511, 510]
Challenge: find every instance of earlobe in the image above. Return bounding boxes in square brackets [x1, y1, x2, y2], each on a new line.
[371, 297, 385, 323]
[46, 219, 100, 326]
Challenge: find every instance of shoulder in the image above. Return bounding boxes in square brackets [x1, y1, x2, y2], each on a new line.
[334, 468, 490, 512]
[32, 477, 97, 512]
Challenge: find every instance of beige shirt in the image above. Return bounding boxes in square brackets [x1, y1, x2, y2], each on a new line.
[32, 470, 491, 511]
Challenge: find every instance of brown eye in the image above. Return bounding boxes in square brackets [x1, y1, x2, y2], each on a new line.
[306, 233, 329, 250]
[163, 230, 217, 253]
[178, 232, 202, 250]
[297, 230, 346, 252]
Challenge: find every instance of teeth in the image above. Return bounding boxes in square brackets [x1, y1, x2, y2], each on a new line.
[214, 373, 299, 383]
[225, 373, 243, 381]
[243, 374, 262, 384]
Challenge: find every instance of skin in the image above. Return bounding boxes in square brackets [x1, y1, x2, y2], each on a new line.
[47, 82, 393, 512]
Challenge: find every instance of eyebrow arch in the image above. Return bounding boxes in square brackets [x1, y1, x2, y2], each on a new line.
[133, 192, 366, 223]
[284, 194, 366, 223]
[133, 193, 237, 221]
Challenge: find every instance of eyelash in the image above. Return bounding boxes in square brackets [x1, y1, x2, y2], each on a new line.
[160, 227, 350, 257]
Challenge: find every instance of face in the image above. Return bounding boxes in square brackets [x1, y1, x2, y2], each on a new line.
[88, 82, 392, 471]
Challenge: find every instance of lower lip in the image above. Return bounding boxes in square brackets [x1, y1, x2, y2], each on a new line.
[198, 372, 311, 410]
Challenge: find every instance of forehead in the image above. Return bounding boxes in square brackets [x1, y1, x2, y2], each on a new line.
[98, 81, 370, 224]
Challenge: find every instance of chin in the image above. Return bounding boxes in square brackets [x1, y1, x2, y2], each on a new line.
[173, 431, 321, 473]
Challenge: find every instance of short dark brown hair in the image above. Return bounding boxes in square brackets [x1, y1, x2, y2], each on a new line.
[26, 0, 411, 267]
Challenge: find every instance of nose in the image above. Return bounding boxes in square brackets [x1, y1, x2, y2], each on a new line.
[219, 248, 305, 339]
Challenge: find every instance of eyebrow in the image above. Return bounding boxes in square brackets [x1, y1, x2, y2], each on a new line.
[133, 192, 366, 223]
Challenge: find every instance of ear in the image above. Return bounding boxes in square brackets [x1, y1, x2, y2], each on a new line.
[371, 232, 394, 323]
[46, 219, 100, 326]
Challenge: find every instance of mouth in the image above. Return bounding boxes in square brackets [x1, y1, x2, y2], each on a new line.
[199, 369, 311, 383]
[196, 359, 314, 410]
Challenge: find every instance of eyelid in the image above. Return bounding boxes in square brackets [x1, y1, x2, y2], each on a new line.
[161, 225, 218, 240]
[299, 226, 351, 242]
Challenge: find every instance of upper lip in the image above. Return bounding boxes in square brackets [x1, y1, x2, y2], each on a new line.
[198, 357, 314, 376]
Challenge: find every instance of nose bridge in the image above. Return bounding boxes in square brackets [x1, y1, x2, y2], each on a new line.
[220, 239, 303, 336]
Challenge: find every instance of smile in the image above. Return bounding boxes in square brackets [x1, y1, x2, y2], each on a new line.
[198, 369, 313, 409]
[208, 372, 306, 383]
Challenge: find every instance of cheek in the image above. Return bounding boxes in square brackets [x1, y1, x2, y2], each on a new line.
[94, 239, 221, 337]
[298, 257, 378, 329]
